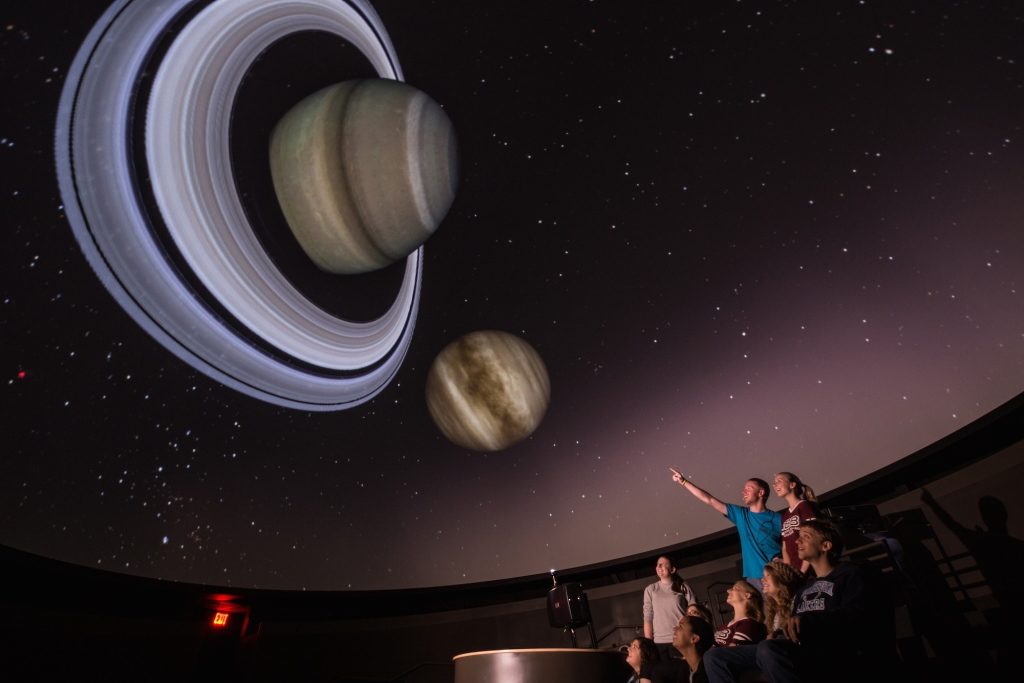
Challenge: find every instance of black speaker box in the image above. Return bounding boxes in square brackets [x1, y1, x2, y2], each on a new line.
[547, 583, 591, 628]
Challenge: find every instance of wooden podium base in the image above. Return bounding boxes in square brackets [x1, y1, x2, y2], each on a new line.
[453, 647, 631, 683]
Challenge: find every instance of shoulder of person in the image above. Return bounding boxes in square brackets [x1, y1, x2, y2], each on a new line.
[649, 658, 689, 683]
[829, 559, 869, 581]
[836, 559, 889, 594]
[815, 560, 880, 600]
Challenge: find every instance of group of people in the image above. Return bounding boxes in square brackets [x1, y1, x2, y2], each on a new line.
[625, 470, 888, 683]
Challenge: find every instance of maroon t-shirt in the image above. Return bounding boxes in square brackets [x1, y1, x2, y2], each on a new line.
[781, 500, 817, 569]
[714, 617, 767, 646]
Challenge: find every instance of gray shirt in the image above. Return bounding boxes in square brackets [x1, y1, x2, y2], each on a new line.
[643, 580, 697, 643]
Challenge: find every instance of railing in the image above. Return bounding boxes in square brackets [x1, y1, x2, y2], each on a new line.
[596, 623, 643, 649]
[704, 581, 732, 629]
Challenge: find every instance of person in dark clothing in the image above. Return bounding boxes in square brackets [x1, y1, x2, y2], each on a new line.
[754, 519, 891, 683]
[707, 518, 891, 683]
[626, 636, 661, 683]
[686, 603, 714, 624]
[651, 615, 714, 683]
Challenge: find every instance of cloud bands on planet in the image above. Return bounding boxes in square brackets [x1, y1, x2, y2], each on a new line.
[55, 0, 419, 411]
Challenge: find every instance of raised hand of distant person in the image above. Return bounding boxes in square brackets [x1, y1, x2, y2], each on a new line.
[669, 467, 726, 515]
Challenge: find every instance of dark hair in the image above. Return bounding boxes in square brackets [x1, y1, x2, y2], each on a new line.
[684, 615, 715, 656]
[801, 519, 843, 562]
[658, 556, 690, 597]
[777, 472, 817, 503]
[749, 478, 770, 502]
[686, 602, 714, 624]
[631, 636, 660, 670]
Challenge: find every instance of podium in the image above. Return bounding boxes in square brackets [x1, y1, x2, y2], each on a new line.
[453, 648, 630, 683]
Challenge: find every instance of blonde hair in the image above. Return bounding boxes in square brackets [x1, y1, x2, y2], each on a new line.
[778, 471, 817, 503]
[732, 580, 764, 624]
[763, 561, 803, 633]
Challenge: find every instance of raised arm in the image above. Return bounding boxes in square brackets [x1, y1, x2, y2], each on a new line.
[670, 468, 727, 515]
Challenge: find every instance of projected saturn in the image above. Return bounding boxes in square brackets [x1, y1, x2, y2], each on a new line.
[55, 0, 455, 411]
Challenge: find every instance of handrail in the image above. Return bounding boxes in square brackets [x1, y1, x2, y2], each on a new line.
[387, 660, 453, 682]
[596, 624, 643, 647]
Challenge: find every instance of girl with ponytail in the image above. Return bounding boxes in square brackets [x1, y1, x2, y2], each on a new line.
[643, 555, 696, 661]
[772, 472, 818, 573]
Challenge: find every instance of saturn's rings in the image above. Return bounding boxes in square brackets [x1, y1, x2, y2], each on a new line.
[56, 0, 420, 411]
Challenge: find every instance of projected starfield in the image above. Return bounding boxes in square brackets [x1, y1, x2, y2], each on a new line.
[3, 0, 1023, 590]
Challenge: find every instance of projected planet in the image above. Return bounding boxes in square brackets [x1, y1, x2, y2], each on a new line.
[270, 79, 458, 275]
[55, 0, 428, 411]
[426, 331, 551, 452]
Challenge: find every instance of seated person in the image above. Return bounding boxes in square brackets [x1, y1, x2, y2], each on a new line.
[651, 615, 715, 683]
[626, 637, 660, 683]
[706, 521, 889, 683]
[755, 519, 890, 683]
[761, 560, 804, 639]
[686, 603, 714, 624]
[714, 580, 767, 647]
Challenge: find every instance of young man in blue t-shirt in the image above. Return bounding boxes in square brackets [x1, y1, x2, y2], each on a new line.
[670, 468, 781, 591]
